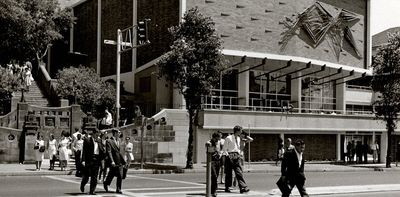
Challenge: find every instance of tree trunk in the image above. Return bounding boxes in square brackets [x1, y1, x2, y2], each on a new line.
[386, 118, 394, 168]
[185, 109, 194, 169]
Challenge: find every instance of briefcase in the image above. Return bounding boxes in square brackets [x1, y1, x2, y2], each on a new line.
[276, 176, 291, 194]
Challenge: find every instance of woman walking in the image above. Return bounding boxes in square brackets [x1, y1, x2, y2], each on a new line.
[48, 134, 58, 170]
[58, 131, 71, 171]
[34, 133, 45, 171]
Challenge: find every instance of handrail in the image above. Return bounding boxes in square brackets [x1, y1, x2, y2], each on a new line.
[0, 109, 17, 128]
[36, 63, 61, 106]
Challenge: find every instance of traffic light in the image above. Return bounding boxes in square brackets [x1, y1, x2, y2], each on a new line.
[137, 19, 150, 45]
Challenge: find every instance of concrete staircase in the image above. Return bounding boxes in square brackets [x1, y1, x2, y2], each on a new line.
[13, 81, 50, 107]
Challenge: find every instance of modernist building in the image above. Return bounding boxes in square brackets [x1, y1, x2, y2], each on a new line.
[60, 0, 395, 165]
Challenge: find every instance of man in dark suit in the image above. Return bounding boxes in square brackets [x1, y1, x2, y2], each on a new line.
[103, 129, 126, 194]
[280, 139, 308, 197]
[80, 129, 105, 195]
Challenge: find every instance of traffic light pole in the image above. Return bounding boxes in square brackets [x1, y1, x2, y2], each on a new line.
[116, 29, 122, 128]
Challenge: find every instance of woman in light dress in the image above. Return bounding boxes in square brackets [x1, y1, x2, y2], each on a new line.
[124, 137, 134, 168]
[47, 134, 57, 170]
[34, 133, 45, 171]
[58, 131, 71, 171]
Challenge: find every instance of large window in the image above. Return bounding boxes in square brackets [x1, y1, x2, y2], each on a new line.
[301, 76, 336, 113]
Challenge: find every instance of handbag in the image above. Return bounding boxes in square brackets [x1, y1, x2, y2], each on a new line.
[39, 146, 45, 152]
[34, 145, 39, 150]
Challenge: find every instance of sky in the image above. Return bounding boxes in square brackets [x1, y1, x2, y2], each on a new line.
[371, 0, 400, 35]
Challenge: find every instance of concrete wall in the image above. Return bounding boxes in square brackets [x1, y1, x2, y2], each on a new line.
[186, 0, 367, 68]
[0, 127, 21, 163]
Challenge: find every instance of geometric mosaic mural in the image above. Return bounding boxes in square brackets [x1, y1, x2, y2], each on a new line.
[280, 1, 361, 61]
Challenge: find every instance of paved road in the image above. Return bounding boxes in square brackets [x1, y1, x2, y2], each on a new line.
[1, 171, 400, 196]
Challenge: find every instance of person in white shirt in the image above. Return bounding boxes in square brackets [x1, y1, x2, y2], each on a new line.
[222, 125, 250, 194]
[73, 134, 84, 176]
[370, 141, 379, 163]
[100, 108, 113, 130]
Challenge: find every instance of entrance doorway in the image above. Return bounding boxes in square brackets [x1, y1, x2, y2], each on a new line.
[341, 134, 380, 163]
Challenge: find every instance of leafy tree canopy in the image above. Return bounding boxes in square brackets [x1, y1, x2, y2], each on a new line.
[156, 7, 227, 168]
[371, 32, 400, 168]
[157, 7, 227, 107]
[0, 0, 74, 64]
[371, 32, 400, 118]
[55, 66, 116, 118]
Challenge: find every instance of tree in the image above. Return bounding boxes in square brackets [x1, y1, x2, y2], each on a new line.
[156, 8, 227, 169]
[371, 32, 400, 168]
[55, 66, 116, 119]
[0, 0, 74, 64]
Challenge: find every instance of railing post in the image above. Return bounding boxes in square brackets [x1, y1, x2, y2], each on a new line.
[205, 145, 212, 197]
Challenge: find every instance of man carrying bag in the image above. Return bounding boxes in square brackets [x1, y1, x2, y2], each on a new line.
[278, 139, 309, 197]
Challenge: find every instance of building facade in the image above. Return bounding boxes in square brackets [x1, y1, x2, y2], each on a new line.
[65, 0, 397, 165]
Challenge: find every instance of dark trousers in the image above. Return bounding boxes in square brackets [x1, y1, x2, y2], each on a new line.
[75, 150, 82, 175]
[282, 177, 308, 197]
[104, 165, 123, 192]
[225, 154, 247, 190]
[211, 160, 220, 194]
[81, 157, 100, 193]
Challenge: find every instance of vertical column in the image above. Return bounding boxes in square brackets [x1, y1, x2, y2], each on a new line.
[336, 79, 346, 114]
[69, 9, 74, 53]
[179, 0, 187, 21]
[96, 0, 102, 75]
[17, 103, 29, 130]
[291, 73, 302, 113]
[380, 133, 387, 164]
[70, 104, 82, 134]
[131, 0, 137, 93]
[337, 134, 341, 161]
[238, 66, 250, 107]
[366, 0, 372, 68]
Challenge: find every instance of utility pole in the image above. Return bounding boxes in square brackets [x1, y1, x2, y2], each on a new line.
[104, 19, 150, 128]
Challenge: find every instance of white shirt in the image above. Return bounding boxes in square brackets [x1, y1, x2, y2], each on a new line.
[93, 138, 99, 155]
[294, 148, 302, 167]
[223, 135, 241, 153]
[371, 143, 379, 151]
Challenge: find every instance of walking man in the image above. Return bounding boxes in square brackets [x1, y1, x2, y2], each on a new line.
[280, 139, 309, 197]
[222, 125, 250, 194]
[80, 129, 105, 195]
[103, 129, 126, 194]
[206, 132, 222, 197]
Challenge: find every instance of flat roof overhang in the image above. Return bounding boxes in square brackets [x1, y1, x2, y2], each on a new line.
[222, 49, 372, 84]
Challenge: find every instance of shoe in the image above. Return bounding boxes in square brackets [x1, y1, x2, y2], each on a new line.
[103, 183, 108, 192]
[89, 191, 96, 195]
[224, 188, 231, 193]
[211, 194, 217, 197]
[116, 190, 123, 194]
[240, 188, 250, 193]
[80, 185, 85, 193]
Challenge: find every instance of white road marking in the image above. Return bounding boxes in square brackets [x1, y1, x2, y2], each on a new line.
[127, 175, 205, 186]
[45, 176, 147, 197]
[125, 186, 204, 191]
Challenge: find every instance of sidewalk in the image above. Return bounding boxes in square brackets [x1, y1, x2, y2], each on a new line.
[1, 160, 399, 177]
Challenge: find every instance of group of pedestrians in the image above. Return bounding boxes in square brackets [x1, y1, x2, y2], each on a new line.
[33, 130, 73, 171]
[346, 140, 379, 164]
[79, 128, 133, 195]
[207, 128, 309, 197]
[206, 125, 252, 197]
